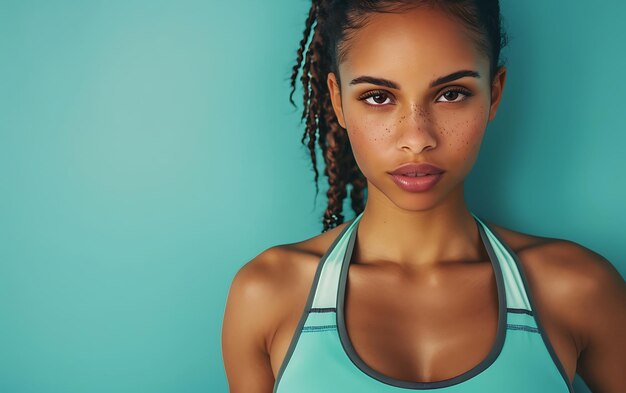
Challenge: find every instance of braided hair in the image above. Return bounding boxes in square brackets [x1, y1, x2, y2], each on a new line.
[290, 0, 509, 232]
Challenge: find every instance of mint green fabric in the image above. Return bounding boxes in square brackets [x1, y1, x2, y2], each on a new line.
[274, 212, 573, 392]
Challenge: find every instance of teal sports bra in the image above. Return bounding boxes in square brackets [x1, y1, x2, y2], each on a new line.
[273, 212, 574, 392]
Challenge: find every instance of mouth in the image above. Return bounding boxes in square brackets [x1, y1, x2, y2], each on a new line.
[388, 162, 445, 176]
[398, 173, 433, 177]
[388, 172, 444, 192]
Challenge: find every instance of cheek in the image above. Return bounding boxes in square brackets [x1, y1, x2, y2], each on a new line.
[436, 105, 488, 155]
[344, 115, 395, 175]
[345, 115, 394, 145]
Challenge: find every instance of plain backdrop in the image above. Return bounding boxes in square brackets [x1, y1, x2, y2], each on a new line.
[1, 0, 624, 392]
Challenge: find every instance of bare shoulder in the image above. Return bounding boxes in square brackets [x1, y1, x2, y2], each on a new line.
[487, 221, 626, 390]
[490, 222, 622, 287]
[224, 220, 351, 352]
[488, 221, 625, 328]
[221, 221, 352, 391]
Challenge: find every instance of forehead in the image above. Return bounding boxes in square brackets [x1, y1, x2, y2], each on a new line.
[339, 6, 488, 87]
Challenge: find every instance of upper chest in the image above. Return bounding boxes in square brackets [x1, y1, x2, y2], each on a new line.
[338, 261, 501, 382]
[269, 230, 579, 385]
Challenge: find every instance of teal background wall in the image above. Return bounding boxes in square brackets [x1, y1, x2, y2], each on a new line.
[0, 0, 623, 392]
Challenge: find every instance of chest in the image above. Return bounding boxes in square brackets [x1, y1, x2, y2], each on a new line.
[341, 262, 500, 382]
[270, 262, 577, 384]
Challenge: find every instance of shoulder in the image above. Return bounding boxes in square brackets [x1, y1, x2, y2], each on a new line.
[490, 222, 619, 298]
[488, 221, 626, 354]
[231, 220, 351, 307]
[224, 221, 352, 352]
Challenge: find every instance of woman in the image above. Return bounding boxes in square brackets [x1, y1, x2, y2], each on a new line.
[222, 1, 626, 392]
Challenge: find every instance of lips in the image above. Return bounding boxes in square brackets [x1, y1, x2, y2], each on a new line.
[389, 163, 444, 176]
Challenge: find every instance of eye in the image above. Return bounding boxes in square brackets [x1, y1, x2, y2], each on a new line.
[358, 90, 394, 107]
[436, 87, 473, 103]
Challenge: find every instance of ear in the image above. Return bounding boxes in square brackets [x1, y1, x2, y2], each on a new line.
[488, 66, 507, 122]
[327, 72, 347, 129]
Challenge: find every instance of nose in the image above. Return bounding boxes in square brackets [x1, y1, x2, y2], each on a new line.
[396, 104, 438, 153]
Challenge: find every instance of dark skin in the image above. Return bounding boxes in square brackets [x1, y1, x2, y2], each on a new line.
[222, 7, 626, 393]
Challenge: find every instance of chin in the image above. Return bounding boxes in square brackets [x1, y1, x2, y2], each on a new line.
[394, 194, 448, 211]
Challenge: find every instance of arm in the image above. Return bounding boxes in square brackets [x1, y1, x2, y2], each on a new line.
[573, 247, 626, 392]
[222, 251, 279, 393]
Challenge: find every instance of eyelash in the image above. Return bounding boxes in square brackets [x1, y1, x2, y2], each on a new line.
[358, 87, 473, 107]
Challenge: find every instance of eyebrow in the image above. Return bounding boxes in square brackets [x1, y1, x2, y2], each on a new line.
[349, 69, 481, 89]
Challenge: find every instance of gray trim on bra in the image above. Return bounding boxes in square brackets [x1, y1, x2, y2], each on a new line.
[335, 216, 508, 389]
[484, 221, 575, 393]
[273, 214, 574, 392]
[273, 217, 358, 393]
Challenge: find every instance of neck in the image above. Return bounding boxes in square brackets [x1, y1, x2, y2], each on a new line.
[354, 182, 487, 269]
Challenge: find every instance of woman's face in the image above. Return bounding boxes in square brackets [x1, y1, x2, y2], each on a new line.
[327, 6, 506, 210]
